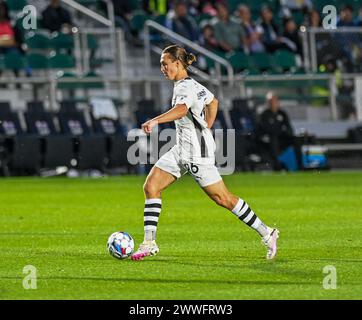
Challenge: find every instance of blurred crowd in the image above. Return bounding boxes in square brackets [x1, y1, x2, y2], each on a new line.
[0, 0, 74, 81]
[1, 0, 362, 77]
[0, 0, 74, 53]
[114, 0, 362, 72]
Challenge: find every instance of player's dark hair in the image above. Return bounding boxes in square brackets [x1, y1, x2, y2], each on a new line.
[162, 45, 197, 69]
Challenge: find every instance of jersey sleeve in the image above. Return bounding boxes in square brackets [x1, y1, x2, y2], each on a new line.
[174, 84, 194, 109]
[204, 86, 214, 105]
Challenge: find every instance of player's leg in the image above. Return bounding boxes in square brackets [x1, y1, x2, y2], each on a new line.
[143, 165, 177, 240]
[201, 178, 279, 260]
[132, 166, 176, 261]
[132, 147, 181, 261]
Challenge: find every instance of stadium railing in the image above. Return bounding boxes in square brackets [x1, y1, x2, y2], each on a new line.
[306, 27, 362, 73]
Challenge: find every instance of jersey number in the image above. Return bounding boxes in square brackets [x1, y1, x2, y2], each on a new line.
[185, 163, 199, 174]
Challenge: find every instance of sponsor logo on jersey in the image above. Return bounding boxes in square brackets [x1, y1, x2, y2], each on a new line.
[197, 89, 207, 100]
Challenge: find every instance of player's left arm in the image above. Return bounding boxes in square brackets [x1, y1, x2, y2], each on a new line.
[205, 97, 218, 129]
[141, 104, 188, 134]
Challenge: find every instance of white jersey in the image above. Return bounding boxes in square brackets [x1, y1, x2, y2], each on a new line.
[171, 77, 216, 165]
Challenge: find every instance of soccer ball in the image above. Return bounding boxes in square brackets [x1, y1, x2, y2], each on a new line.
[107, 231, 135, 259]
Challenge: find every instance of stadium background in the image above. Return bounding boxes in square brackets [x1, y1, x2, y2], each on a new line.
[0, 0, 361, 300]
[0, 0, 361, 175]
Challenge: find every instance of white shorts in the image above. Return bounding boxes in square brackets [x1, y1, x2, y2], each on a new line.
[155, 146, 222, 188]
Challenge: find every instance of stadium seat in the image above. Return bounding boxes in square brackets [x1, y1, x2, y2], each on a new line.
[135, 99, 168, 128]
[0, 54, 5, 71]
[27, 53, 49, 70]
[25, 32, 51, 51]
[88, 99, 132, 170]
[107, 135, 132, 169]
[49, 32, 75, 52]
[0, 109, 41, 175]
[250, 53, 275, 73]
[57, 111, 91, 136]
[82, 71, 104, 89]
[130, 10, 151, 33]
[24, 109, 74, 169]
[87, 34, 98, 51]
[228, 51, 254, 73]
[0, 102, 12, 114]
[48, 53, 75, 69]
[273, 50, 297, 73]
[89, 98, 123, 135]
[75, 0, 99, 6]
[6, 0, 28, 11]
[57, 111, 107, 170]
[137, 99, 157, 113]
[4, 52, 25, 71]
[152, 14, 167, 26]
[59, 100, 78, 113]
[56, 71, 80, 90]
[27, 101, 45, 113]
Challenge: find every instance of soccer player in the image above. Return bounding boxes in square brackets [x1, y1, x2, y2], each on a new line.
[131, 45, 279, 261]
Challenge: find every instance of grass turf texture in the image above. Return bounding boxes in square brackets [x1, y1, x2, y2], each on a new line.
[0, 171, 361, 300]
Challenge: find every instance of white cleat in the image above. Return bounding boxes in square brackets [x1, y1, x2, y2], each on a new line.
[131, 240, 159, 261]
[262, 228, 279, 260]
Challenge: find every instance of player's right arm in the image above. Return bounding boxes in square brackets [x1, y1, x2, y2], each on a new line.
[205, 97, 218, 129]
[141, 104, 188, 134]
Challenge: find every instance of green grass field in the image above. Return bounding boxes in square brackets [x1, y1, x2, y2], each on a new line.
[0, 171, 361, 300]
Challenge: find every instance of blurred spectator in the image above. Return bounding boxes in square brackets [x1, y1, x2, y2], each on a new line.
[42, 0, 73, 33]
[238, 4, 265, 54]
[282, 18, 303, 57]
[0, 1, 26, 83]
[306, 9, 339, 71]
[259, 5, 293, 53]
[165, 0, 199, 42]
[324, 58, 356, 119]
[335, 4, 358, 72]
[143, 0, 169, 16]
[305, 8, 322, 27]
[113, 0, 133, 30]
[200, 1, 218, 16]
[337, 4, 356, 27]
[200, 23, 219, 51]
[356, 7, 362, 26]
[257, 92, 303, 171]
[279, 0, 312, 11]
[212, 2, 246, 53]
[188, 0, 202, 17]
[0, 1, 17, 53]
